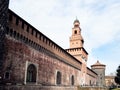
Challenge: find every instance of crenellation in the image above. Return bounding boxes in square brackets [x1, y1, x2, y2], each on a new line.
[39, 33, 41, 40]
[15, 17, 19, 26]
[31, 28, 34, 35]
[26, 25, 29, 32]
[43, 37, 45, 43]
[35, 31, 37, 38]
[21, 20, 24, 29]
[87, 67, 97, 78]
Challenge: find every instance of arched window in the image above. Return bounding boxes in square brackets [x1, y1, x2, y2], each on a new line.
[26, 64, 37, 83]
[71, 75, 74, 85]
[56, 71, 61, 85]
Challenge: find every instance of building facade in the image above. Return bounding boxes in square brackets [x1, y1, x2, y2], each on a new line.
[1, 9, 83, 86]
[105, 76, 116, 87]
[0, 1, 106, 90]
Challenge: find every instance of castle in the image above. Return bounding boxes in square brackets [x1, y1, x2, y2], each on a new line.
[0, 0, 106, 90]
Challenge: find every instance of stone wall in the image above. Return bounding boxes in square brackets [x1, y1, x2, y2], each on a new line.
[86, 67, 98, 85]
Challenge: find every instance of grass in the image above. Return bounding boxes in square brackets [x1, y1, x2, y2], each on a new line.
[112, 88, 120, 90]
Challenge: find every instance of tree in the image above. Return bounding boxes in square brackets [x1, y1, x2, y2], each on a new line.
[115, 65, 120, 85]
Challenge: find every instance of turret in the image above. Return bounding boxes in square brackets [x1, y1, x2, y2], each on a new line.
[91, 60, 106, 86]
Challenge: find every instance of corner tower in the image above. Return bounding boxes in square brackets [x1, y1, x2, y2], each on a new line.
[66, 19, 88, 85]
[91, 60, 106, 86]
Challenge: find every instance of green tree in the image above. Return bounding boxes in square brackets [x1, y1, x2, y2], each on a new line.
[115, 65, 120, 85]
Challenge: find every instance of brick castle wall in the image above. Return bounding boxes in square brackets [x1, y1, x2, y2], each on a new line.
[1, 35, 81, 85]
[0, 9, 84, 85]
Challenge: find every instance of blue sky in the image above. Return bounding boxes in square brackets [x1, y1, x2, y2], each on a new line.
[9, 0, 120, 75]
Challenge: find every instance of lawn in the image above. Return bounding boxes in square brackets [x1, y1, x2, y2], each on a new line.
[112, 88, 120, 90]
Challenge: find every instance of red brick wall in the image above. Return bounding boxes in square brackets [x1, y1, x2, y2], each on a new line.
[2, 35, 81, 86]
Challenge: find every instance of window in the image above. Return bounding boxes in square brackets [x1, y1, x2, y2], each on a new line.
[4, 71, 10, 79]
[13, 31, 16, 38]
[71, 75, 74, 85]
[10, 29, 13, 36]
[26, 64, 37, 82]
[56, 71, 61, 85]
[81, 40, 84, 43]
[39, 34, 41, 40]
[74, 30, 77, 34]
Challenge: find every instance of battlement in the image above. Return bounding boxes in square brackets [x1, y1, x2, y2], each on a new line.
[66, 47, 88, 61]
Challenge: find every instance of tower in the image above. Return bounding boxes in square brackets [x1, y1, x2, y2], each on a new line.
[70, 19, 84, 48]
[66, 18, 88, 85]
[91, 60, 106, 86]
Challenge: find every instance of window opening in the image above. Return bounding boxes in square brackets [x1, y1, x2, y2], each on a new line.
[26, 64, 37, 82]
[71, 75, 74, 85]
[56, 71, 61, 85]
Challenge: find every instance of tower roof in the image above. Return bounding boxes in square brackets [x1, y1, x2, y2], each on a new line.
[73, 18, 80, 24]
[91, 60, 106, 67]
